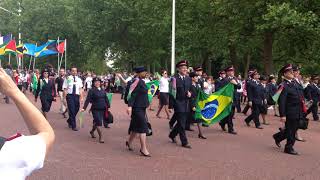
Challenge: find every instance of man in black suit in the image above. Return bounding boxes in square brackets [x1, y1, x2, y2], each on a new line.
[305, 75, 320, 121]
[242, 69, 256, 115]
[194, 66, 204, 89]
[273, 64, 305, 155]
[169, 60, 192, 148]
[214, 70, 226, 91]
[216, 66, 241, 134]
[244, 70, 264, 129]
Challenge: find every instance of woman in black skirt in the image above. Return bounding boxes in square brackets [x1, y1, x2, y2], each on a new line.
[156, 69, 170, 119]
[126, 66, 151, 157]
[189, 72, 206, 139]
[35, 69, 56, 119]
[81, 77, 110, 143]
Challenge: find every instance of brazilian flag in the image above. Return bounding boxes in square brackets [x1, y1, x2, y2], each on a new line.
[146, 80, 159, 103]
[195, 83, 234, 125]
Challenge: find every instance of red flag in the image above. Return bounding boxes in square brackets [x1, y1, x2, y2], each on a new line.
[57, 40, 65, 54]
[5, 40, 16, 53]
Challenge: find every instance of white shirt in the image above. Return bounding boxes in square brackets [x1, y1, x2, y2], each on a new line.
[85, 77, 93, 89]
[0, 135, 46, 180]
[203, 82, 214, 95]
[159, 77, 169, 93]
[143, 78, 151, 83]
[63, 75, 83, 95]
[237, 80, 243, 93]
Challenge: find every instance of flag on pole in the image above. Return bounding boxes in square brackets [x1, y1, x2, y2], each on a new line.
[35, 40, 58, 57]
[57, 40, 65, 54]
[0, 45, 5, 55]
[195, 83, 234, 125]
[23, 43, 37, 56]
[4, 40, 17, 54]
[0, 34, 11, 46]
[146, 80, 160, 103]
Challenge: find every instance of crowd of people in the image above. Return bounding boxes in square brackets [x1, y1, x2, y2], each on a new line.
[1, 61, 319, 159]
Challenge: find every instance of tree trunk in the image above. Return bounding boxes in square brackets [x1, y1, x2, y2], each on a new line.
[263, 31, 274, 75]
[229, 44, 239, 73]
[244, 51, 251, 78]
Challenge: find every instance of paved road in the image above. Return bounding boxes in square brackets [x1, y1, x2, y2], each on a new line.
[1, 93, 320, 180]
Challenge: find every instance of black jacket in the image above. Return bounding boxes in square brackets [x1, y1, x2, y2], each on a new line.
[172, 74, 192, 112]
[279, 80, 304, 119]
[248, 80, 266, 105]
[83, 87, 110, 111]
[35, 78, 56, 100]
[305, 83, 320, 102]
[216, 76, 241, 104]
[128, 78, 149, 108]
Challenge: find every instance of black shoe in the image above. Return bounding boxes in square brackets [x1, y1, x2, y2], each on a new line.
[202, 124, 209, 127]
[256, 126, 263, 129]
[284, 149, 299, 155]
[273, 135, 281, 148]
[219, 123, 226, 131]
[140, 150, 151, 157]
[185, 128, 194, 132]
[126, 141, 133, 151]
[169, 136, 177, 143]
[228, 131, 237, 135]
[182, 144, 192, 149]
[245, 121, 250, 127]
[90, 131, 96, 138]
[198, 134, 207, 139]
[68, 124, 72, 129]
[72, 128, 79, 131]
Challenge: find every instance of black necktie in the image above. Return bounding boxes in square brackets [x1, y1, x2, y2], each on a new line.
[72, 76, 76, 95]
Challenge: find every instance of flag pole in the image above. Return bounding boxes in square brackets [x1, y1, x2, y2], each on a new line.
[33, 43, 37, 70]
[64, 39, 67, 70]
[171, 0, 176, 75]
[28, 56, 32, 72]
[57, 37, 60, 75]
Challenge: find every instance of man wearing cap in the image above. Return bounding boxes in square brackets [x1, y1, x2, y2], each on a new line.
[169, 60, 192, 148]
[63, 67, 84, 131]
[244, 70, 264, 129]
[242, 69, 256, 115]
[273, 64, 304, 155]
[305, 75, 320, 121]
[216, 66, 241, 134]
[214, 70, 226, 90]
[194, 66, 205, 89]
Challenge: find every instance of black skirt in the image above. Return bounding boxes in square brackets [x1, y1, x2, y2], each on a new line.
[92, 110, 105, 127]
[40, 96, 53, 112]
[260, 104, 268, 115]
[129, 108, 148, 133]
[159, 92, 169, 106]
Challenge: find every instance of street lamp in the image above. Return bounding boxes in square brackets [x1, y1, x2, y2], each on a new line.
[171, 0, 175, 75]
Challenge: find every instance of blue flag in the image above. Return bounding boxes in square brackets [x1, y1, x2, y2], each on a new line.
[23, 43, 37, 56]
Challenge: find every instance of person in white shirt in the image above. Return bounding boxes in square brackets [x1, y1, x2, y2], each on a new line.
[156, 70, 170, 119]
[63, 67, 84, 131]
[84, 73, 93, 91]
[203, 76, 214, 95]
[0, 67, 55, 180]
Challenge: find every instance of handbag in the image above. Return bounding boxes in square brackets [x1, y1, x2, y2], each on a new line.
[146, 122, 153, 136]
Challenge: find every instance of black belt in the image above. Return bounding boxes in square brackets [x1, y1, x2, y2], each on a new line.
[0, 137, 6, 150]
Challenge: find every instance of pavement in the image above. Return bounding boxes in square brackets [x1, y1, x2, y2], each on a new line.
[1, 93, 320, 180]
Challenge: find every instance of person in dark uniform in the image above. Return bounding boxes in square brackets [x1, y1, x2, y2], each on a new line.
[273, 64, 305, 155]
[244, 70, 264, 129]
[292, 65, 307, 142]
[259, 76, 269, 125]
[169, 60, 192, 148]
[125, 67, 151, 157]
[242, 69, 256, 115]
[35, 69, 56, 119]
[305, 75, 320, 121]
[81, 77, 110, 143]
[189, 72, 206, 139]
[214, 70, 226, 91]
[216, 66, 241, 134]
[194, 66, 204, 89]
[266, 75, 279, 116]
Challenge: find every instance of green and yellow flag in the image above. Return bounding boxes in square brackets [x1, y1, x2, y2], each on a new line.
[146, 80, 159, 103]
[195, 83, 234, 125]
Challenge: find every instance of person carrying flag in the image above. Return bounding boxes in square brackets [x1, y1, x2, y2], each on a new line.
[216, 66, 241, 135]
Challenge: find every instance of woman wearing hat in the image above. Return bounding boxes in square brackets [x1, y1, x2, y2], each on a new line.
[81, 77, 110, 143]
[35, 69, 56, 119]
[126, 66, 151, 157]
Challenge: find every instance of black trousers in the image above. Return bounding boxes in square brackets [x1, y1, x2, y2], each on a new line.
[273, 118, 299, 151]
[307, 102, 319, 121]
[242, 104, 251, 114]
[169, 112, 188, 145]
[244, 103, 262, 127]
[66, 94, 80, 129]
[220, 105, 235, 132]
[235, 93, 241, 113]
[169, 112, 177, 128]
